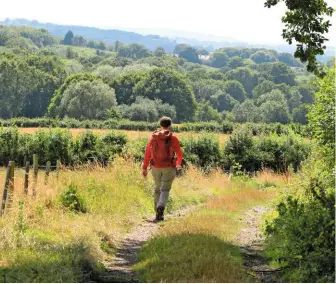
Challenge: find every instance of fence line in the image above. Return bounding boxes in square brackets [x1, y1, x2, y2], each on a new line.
[0, 155, 61, 217]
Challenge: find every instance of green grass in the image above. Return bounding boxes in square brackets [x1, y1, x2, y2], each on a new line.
[135, 185, 279, 282]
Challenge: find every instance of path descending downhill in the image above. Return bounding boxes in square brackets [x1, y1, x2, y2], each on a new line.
[236, 206, 282, 283]
[98, 205, 202, 283]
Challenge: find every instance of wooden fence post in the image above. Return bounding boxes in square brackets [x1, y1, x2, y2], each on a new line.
[1, 161, 14, 216]
[24, 161, 30, 194]
[45, 161, 51, 184]
[56, 159, 61, 180]
[32, 154, 38, 196]
[7, 162, 15, 209]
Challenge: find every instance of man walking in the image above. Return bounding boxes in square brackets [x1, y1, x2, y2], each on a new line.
[142, 116, 183, 222]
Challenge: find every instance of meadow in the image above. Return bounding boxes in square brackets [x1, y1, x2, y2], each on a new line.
[0, 157, 285, 282]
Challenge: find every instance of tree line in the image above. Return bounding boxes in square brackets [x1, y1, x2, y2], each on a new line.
[0, 24, 332, 124]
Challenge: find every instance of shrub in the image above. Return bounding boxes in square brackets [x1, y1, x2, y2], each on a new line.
[181, 133, 222, 169]
[223, 128, 310, 172]
[60, 183, 87, 213]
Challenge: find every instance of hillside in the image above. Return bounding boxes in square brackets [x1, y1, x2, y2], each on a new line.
[1, 18, 177, 52]
[2, 18, 334, 61]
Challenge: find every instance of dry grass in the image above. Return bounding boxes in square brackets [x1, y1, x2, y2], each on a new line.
[0, 159, 286, 282]
[0, 159, 236, 282]
[16, 127, 230, 144]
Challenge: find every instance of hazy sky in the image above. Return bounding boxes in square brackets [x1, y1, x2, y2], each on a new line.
[0, 0, 335, 45]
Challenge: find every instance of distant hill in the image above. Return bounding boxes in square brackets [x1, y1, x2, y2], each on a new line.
[1, 18, 334, 61]
[1, 18, 178, 52]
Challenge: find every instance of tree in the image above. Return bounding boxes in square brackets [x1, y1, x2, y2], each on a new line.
[210, 90, 238, 112]
[191, 79, 226, 102]
[292, 104, 309, 124]
[257, 62, 296, 86]
[224, 80, 247, 102]
[117, 43, 151, 59]
[0, 52, 66, 118]
[178, 46, 200, 63]
[229, 56, 244, 69]
[97, 41, 107, 50]
[195, 102, 221, 122]
[295, 84, 315, 104]
[173, 43, 190, 55]
[87, 40, 97, 49]
[72, 35, 86, 46]
[252, 80, 277, 100]
[210, 50, 229, 68]
[133, 68, 197, 121]
[118, 97, 176, 122]
[278, 52, 302, 67]
[154, 47, 166, 57]
[57, 80, 116, 119]
[287, 89, 303, 113]
[265, 0, 333, 75]
[63, 30, 74, 45]
[225, 67, 258, 96]
[256, 89, 287, 106]
[111, 71, 146, 105]
[250, 50, 278, 63]
[259, 101, 291, 123]
[232, 100, 262, 123]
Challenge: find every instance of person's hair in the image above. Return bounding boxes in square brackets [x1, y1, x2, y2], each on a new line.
[159, 116, 172, 128]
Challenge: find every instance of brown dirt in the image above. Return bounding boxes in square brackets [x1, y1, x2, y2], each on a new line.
[236, 206, 282, 283]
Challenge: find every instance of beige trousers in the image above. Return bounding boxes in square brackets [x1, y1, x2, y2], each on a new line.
[152, 167, 176, 210]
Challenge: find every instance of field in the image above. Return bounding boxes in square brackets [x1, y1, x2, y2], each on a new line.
[16, 127, 230, 145]
[0, 153, 286, 282]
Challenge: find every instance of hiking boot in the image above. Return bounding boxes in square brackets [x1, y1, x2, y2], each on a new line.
[153, 205, 165, 223]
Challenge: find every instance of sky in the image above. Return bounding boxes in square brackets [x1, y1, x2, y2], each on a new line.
[0, 0, 335, 45]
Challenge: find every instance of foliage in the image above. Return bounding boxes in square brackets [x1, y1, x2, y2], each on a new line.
[133, 68, 197, 121]
[195, 102, 221, 122]
[264, 66, 335, 282]
[118, 97, 176, 122]
[307, 66, 335, 160]
[225, 67, 258, 96]
[210, 90, 239, 112]
[58, 80, 116, 119]
[60, 183, 87, 213]
[265, 0, 333, 75]
[224, 128, 310, 172]
[117, 43, 151, 60]
[209, 50, 229, 68]
[250, 50, 278, 63]
[181, 133, 222, 169]
[232, 100, 262, 123]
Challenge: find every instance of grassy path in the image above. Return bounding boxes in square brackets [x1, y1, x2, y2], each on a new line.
[99, 206, 201, 283]
[94, 183, 280, 283]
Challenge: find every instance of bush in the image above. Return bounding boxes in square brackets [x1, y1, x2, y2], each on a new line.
[223, 127, 310, 172]
[265, 160, 335, 282]
[0, 128, 129, 167]
[60, 183, 87, 213]
[223, 128, 258, 171]
[181, 133, 222, 169]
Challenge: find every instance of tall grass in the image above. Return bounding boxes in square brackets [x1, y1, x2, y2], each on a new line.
[0, 158, 235, 282]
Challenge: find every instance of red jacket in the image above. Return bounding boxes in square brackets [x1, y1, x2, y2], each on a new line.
[143, 130, 183, 169]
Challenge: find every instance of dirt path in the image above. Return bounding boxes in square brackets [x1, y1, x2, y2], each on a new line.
[236, 206, 282, 283]
[97, 205, 201, 283]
